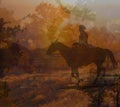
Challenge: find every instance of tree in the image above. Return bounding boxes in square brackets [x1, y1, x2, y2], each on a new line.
[55, 0, 96, 21]
[21, 2, 70, 48]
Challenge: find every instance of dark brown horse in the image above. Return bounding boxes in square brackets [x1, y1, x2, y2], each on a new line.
[0, 42, 22, 78]
[47, 41, 117, 85]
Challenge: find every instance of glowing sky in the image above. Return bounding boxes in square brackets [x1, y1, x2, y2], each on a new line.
[1, 0, 120, 21]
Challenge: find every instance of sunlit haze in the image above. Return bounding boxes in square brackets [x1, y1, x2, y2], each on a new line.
[1, 0, 120, 21]
[0, 0, 120, 49]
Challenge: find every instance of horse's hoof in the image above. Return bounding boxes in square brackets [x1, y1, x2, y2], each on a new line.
[80, 79, 83, 82]
[71, 74, 76, 78]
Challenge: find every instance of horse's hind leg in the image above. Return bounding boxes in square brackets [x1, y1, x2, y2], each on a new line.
[93, 64, 102, 84]
[76, 71, 80, 86]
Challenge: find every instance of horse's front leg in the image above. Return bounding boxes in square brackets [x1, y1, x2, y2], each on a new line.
[71, 67, 80, 86]
[71, 67, 78, 78]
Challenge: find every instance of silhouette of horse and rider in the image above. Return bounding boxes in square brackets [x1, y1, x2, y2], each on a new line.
[47, 25, 117, 85]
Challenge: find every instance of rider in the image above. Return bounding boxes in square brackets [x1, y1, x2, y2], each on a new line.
[72, 25, 88, 47]
[79, 25, 88, 46]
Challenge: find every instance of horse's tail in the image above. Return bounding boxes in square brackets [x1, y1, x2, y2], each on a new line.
[105, 49, 117, 69]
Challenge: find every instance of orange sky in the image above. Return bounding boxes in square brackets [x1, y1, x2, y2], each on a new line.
[1, 0, 59, 19]
[0, 0, 120, 49]
[1, 0, 39, 19]
[1, 0, 120, 20]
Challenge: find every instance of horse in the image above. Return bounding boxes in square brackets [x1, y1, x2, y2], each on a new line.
[47, 41, 117, 85]
[0, 42, 22, 78]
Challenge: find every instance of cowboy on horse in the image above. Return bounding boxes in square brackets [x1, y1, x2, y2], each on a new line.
[47, 24, 117, 86]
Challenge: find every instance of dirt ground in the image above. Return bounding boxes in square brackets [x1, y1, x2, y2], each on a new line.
[0, 64, 119, 107]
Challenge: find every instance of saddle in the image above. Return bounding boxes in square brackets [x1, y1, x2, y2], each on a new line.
[72, 42, 94, 49]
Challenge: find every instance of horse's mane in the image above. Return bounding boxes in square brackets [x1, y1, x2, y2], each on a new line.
[56, 42, 71, 50]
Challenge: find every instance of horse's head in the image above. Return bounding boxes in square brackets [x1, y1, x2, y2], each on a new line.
[47, 41, 59, 55]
